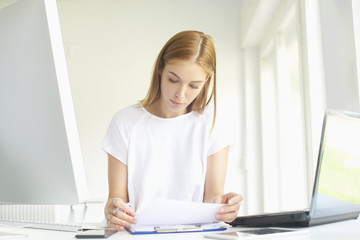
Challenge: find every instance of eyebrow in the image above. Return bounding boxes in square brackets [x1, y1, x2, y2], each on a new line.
[168, 71, 205, 83]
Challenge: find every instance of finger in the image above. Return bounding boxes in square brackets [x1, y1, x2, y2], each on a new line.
[107, 221, 125, 232]
[216, 211, 238, 223]
[219, 202, 241, 214]
[228, 194, 243, 205]
[107, 214, 133, 229]
[111, 199, 136, 217]
[113, 210, 137, 225]
[113, 205, 135, 218]
[112, 207, 122, 214]
[107, 198, 122, 215]
[122, 204, 136, 217]
[112, 198, 123, 208]
[214, 193, 242, 204]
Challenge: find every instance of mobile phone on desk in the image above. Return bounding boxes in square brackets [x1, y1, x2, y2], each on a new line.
[204, 231, 257, 240]
[75, 230, 117, 238]
[203, 228, 308, 240]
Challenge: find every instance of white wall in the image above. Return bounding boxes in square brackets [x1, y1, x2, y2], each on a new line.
[56, 0, 244, 202]
[319, 0, 359, 112]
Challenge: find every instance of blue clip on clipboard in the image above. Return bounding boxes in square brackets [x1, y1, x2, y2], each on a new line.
[127, 223, 226, 235]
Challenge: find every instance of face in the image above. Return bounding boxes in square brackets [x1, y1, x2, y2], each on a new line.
[158, 61, 208, 118]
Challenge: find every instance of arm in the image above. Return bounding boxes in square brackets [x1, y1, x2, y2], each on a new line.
[104, 154, 137, 231]
[203, 146, 243, 222]
[203, 146, 229, 202]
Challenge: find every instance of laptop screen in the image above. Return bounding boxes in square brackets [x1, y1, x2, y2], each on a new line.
[311, 110, 360, 218]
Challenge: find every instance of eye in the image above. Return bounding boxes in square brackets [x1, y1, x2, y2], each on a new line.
[169, 78, 178, 83]
[190, 84, 200, 89]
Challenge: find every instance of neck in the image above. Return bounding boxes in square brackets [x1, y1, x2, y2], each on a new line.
[145, 101, 186, 118]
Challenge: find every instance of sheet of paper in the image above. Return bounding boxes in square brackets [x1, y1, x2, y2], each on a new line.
[134, 198, 225, 226]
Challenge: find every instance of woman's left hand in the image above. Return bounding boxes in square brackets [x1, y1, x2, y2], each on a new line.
[213, 192, 243, 223]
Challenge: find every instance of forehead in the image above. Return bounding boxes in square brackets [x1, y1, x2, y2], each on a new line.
[163, 61, 207, 81]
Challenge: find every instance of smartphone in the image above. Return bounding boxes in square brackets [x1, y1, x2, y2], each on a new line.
[75, 230, 117, 239]
[203, 228, 308, 240]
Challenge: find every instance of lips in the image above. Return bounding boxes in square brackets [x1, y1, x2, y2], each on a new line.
[170, 99, 183, 106]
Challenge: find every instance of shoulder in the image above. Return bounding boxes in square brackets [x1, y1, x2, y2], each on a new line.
[110, 104, 145, 130]
[113, 104, 143, 119]
[102, 105, 145, 163]
[193, 104, 215, 129]
[198, 103, 215, 121]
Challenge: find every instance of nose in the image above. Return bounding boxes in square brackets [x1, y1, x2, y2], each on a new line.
[175, 84, 186, 99]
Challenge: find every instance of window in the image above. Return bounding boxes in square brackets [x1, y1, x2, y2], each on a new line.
[259, 1, 308, 213]
[242, 0, 360, 215]
[241, 0, 311, 214]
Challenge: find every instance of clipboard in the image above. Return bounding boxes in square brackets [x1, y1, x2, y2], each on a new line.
[127, 223, 226, 235]
[126, 199, 227, 234]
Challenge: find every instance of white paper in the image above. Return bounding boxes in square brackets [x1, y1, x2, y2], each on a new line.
[133, 198, 225, 226]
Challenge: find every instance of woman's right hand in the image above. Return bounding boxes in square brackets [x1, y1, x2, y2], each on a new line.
[104, 198, 137, 231]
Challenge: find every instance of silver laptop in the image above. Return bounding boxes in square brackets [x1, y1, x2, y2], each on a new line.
[230, 109, 360, 227]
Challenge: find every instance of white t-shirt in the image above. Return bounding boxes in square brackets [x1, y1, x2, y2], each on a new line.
[101, 104, 232, 211]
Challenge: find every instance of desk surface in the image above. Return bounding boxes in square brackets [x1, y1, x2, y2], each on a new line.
[1, 218, 359, 240]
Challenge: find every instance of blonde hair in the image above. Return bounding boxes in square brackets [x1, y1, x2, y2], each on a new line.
[141, 30, 217, 122]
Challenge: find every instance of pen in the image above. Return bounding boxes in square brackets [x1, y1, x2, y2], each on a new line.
[112, 203, 132, 214]
[112, 207, 121, 214]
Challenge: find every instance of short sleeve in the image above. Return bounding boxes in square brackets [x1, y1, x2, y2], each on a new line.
[101, 112, 129, 165]
[207, 108, 235, 156]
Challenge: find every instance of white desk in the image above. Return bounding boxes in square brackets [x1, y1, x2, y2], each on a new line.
[1, 218, 359, 240]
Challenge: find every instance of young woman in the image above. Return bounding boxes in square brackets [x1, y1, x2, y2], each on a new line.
[102, 30, 242, 231]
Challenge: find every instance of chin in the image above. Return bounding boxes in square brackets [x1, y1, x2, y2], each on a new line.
[168, 105, 187, 115]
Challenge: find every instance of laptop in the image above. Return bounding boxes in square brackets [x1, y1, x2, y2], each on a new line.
[230, 109, 360, 227]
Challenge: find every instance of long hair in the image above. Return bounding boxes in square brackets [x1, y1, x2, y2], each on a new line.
[141, 30, 217, 124]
